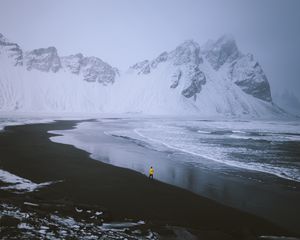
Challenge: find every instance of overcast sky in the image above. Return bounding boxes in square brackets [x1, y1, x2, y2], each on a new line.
[0, 0, 299, 99]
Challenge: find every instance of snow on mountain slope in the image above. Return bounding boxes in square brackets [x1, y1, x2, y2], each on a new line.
[0, 33, 284, 117]
[120, 38, 282, 116]
[0, 55, 111, 112]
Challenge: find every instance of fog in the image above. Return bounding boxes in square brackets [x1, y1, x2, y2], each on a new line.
[0, 0, 299, 102]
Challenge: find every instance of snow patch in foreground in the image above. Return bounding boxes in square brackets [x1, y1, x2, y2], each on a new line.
[0, 118, 55, 132]
[259, 236, 300, 240]
[101, 221, 145, 230]
[0, 169, 62, 193]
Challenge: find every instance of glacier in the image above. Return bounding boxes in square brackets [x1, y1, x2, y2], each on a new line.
[0, 33, 285, 117]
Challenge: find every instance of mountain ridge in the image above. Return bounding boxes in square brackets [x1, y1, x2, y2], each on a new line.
[0, 32, 285, 117]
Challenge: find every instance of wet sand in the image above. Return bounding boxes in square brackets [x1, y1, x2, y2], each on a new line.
[0, 120, 295, 239]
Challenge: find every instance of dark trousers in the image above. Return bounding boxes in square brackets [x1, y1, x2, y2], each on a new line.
[149, 174, 153, 179]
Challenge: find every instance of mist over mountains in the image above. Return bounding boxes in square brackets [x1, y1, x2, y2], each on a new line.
[273, 90, 300, 116]
[0, 33, 284, 117]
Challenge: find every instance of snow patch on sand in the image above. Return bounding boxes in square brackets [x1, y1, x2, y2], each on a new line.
[101, 220, 145, 230]
[259, 236, 300, 240]
[0, 169, 62, 193]
[0, 118, 55, 132]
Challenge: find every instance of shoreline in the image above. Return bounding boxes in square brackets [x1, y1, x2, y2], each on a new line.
[0, 120, 296, 239]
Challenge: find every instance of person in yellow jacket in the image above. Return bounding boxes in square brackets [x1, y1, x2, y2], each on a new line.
[149, 166, 154, 179]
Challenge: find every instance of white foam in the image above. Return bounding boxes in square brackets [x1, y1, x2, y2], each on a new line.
[132, 123, 300, 182]
[232, 130, 247, 133]
[197, 130, 211, 134]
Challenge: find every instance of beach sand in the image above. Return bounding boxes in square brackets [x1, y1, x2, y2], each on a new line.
[0, 120, 293, 239]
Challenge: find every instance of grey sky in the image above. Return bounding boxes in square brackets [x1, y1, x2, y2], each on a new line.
[0, 0, 299, 99]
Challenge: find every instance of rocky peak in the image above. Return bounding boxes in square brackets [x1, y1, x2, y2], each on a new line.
[151, 52, 168, 68]
[203, 34, 240, 70]
[129, 40, 206, 99]
[29, 46, 58, 56]
[130, 60, 150, 74]
[130, 40, 202, 75]
[0, 33, 23, 66]
[79, 56, 117, 84]
[60, 53, 117, 84]
[25, 46, 61, 72]
[169, 40, 202, 65]
[167, 40, 206, 99]
[229, 53, 272, 102]
[0, 33, 9, 43]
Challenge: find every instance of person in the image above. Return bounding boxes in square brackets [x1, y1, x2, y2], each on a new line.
[149, 166, 154, 179]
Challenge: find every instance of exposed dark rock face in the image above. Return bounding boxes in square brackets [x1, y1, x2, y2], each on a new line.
[62, 54, 117, 84]
[170, 69, 182, 89]
[61, 53, 83, 74]
[80, 56, 117, 84]
[130, 60, 151, 74]
[229, 54, 272, 102]
[0, 33, 23, 66]
[181, 66, 206, 99]
[151, 51, 168, 68]
[25, 47, 62, 72]
[169, 41, 206, 99]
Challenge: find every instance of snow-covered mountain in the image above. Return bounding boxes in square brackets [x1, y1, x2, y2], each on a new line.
[0, 33, 284, 117]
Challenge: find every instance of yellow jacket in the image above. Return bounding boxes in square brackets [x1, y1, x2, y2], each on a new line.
[149, 168, 154, 175]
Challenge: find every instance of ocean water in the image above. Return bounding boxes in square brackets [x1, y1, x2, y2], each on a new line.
[103, 118, 300, 183]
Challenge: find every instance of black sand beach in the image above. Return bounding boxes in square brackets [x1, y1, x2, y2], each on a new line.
[0, 121, 296, 239]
